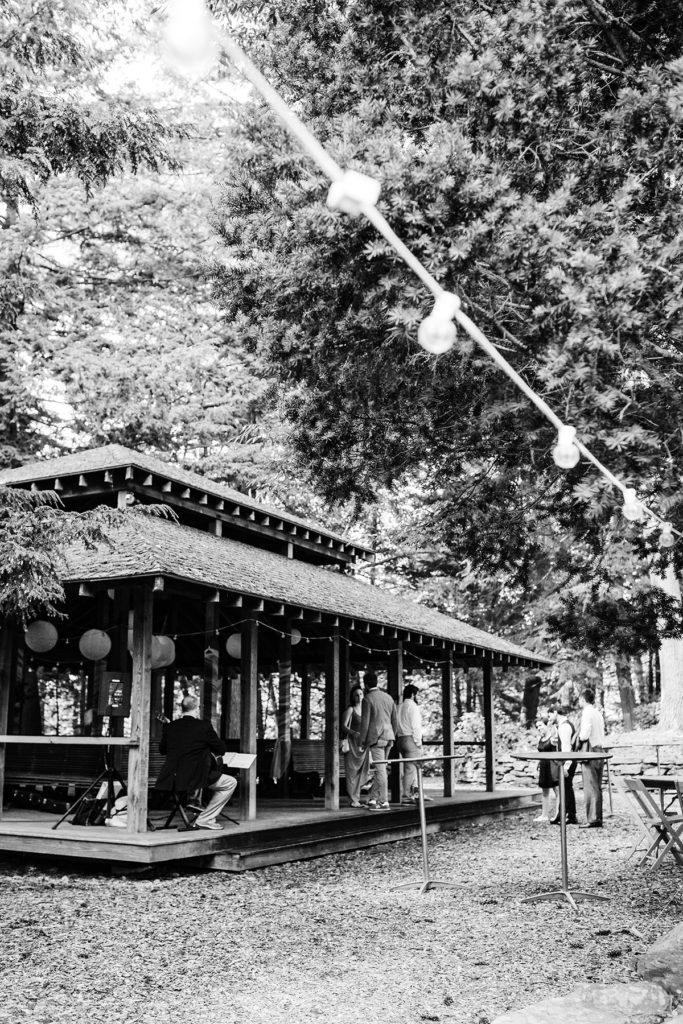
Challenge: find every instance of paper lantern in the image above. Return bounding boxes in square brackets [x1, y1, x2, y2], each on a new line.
[152, 635, 176, 669]
[290, 628, 302, 646]
[226, 633, 242, 658]
[24, 621, 58, 653]
[79, 629, 111, 662]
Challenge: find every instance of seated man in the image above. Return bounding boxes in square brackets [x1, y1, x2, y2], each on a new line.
[156, 695, 236, 831]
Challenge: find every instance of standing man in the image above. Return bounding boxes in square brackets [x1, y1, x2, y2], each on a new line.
[550, 705, 578, 825]
[577, 687, 606, 828]
[396, 684, 422, 805]
[359, 670, 398, 810]
[156, 695, 237, 831]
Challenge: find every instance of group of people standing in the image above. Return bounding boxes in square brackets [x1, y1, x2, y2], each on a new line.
[536, 687, 606, 829]
[341, 671, 422, 810]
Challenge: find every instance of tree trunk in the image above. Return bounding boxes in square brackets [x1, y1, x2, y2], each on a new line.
[631, 655, 647, 705]
[522, 675, 542, 727]
[614, 652, 635, 731]
[650, 564, 683, 730]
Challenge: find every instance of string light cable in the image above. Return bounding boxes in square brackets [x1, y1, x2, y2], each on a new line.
[160, 1, 681, 551]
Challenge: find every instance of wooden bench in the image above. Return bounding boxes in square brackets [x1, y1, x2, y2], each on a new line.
[292, 739, 346, 779]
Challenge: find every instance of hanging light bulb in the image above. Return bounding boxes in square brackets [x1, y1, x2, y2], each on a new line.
[164, 0, 218, 77]
[621, 488, 643, 523]
[417, 292, 461, 355]
[326, 170, 381, 217]
[659, 522, 675, 548]
[552, 425, 580, 469]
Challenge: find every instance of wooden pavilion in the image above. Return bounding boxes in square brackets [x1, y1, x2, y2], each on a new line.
[0, 445, 551, 870]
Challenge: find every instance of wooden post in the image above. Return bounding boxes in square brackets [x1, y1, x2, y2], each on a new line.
[300, 664, 311, 739]
[0, 623, 15, 820]
[387, 642, 403, 803]
[203, 600, 220, 728]
[483, 658, 495, 792]
[128, 587, 153, 833]
[240, 619, 258, 820]
[324, 635, 340, 809]
[277, 631, 292, 795]
[441, 658, 455, 797]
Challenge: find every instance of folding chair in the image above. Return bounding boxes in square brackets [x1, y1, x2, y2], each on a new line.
[159, 778, 203, 832]
[619, 777, 683, 870]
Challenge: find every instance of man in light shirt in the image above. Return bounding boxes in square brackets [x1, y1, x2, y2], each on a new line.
[577, 687, 606, 828]
[396, 684, 422, 805]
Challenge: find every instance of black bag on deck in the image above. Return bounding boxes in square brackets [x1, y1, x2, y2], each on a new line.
[70, 796, 107, 827]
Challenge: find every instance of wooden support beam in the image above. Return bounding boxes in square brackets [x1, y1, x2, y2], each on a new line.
[483, 658, 495, 793]
[162, 480, 172, 493]
[199, 494, 208, 506]
[127, 587, 153, 833]
[324, 635, 340, 810]
[441, 659, 455, 797]
[143, 474, 153, 486]
[203, 600, 220, 727]
[227, 595, 243, 608]
[387, 642, 403, 803]
[209, 520, 223, 537]
[277, 631, 292, 797]
[0, 624, 15, 820]
[300, 664, 310, 740]
[53, 477, 64, 491]
[125, 466, 134, 480]
[239, 619, 258, 821]
[104, 470, 114, 485]
[181, 488, 191, 499]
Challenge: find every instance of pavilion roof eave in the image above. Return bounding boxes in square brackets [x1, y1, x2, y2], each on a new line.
[58, 518, 553, 671]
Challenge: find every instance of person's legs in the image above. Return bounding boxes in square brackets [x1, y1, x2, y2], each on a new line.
[582, 761, 600, 824]
[195, 773, 237, 827]
[397, 735, 418, 799]
[537, 787, 552, 820]
[345, 753, 361, 804]
[369, 743, 388, 804]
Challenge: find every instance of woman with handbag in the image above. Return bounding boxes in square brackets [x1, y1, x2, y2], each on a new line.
[535, 709, 559, 823]
[342, 684, 371, 807]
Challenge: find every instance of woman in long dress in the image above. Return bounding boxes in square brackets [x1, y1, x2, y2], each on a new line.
[342, 685, 371, 807]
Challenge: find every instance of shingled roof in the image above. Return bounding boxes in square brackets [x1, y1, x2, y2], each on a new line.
[0, 444, 364, 553]
[60, 514, 551, 667]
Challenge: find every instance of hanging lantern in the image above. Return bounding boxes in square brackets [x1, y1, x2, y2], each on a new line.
[151, 635, 176, 669]
[290, 627, 302, 646]
[226, 633, 242, 658]
[78, 629, 111, 662]
[24, 621, 58, 653]
[552, 425, 580, 469]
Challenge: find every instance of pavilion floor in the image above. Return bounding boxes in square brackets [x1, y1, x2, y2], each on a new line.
[0, 786, 539, 872]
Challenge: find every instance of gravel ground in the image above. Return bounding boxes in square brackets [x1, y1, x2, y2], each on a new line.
[1, 796, 681, 1024]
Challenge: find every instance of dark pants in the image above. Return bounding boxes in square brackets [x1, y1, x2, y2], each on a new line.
[561, 770, 577, 822]
[581, 750, 605, 824]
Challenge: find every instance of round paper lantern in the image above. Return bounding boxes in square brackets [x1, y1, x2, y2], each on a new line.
[79, 629, 111, 662]
[290, 628, 302, 646]
[226, 633, 241, 658]
[151, 635, 176, 669]
[24, 621, 58, 653]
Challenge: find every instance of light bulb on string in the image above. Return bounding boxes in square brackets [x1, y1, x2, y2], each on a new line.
[326, 170, 381, 217]
[417, 291, 461, 355]
[552, 425, 580, 469]
[659, 522, 675, 549]
[621, 488, 644, 523]
[164, 0, 218, 77]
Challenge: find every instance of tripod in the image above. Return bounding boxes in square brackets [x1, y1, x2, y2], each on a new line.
[52, 746, 126, 830]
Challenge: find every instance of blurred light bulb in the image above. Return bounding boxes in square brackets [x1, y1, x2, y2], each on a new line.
[417, 291, 461, 355]
[326, 170, 381, 217]
[552, 425, 580, 469]
[659, 522, 675, 548]
[164, 0, 218, 77]
[621, 488, 643, 522]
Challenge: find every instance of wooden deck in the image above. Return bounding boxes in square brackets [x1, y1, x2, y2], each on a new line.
[0, 787, 539, 872]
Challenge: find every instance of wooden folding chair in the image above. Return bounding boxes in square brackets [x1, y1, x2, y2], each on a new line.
[619, 777, 683, 870]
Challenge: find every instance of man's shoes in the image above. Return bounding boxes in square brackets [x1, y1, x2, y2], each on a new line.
[366, 800, 378, 810]
[579, 822, 603, 828]
[533, 815, 549, 823]
[349, 801, 362, 808]
[377, 801, 391, 809]
[549, 815, 560, 824]
[567, 818, 578, 825]
[197, 821, 224, 831]
[401, 797, 417, 805]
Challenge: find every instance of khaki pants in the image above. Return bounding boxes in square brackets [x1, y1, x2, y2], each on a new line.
[195, 773, 237, 827]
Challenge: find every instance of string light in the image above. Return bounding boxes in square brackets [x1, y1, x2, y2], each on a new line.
[326, 170, 381, 217]
[170, 8, 680, 547]
[417, 292, 461, 355]
[552, 425, 580, 470]
[621, 488, 644, 523]
[659, 523, 675, 549]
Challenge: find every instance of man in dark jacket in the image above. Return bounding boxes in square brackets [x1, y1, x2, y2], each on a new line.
[156, 695, 236, 830]
[359, 671, 398, 809]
